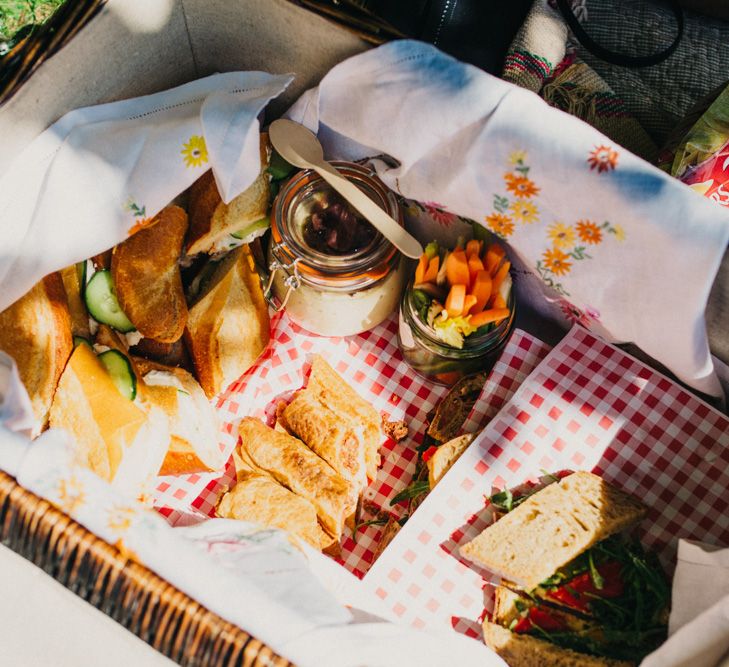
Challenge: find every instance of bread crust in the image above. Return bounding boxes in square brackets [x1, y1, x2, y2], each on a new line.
[184, 246, 270, 397]
[186, 136, 270, 255]
[112, 205, 188, 343]
[0, 273, 73, 430]
[482, 621, 634, 667]
[460, 472, 647, 590]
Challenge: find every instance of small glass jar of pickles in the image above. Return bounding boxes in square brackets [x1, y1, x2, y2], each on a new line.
[397, 237, 516, 385]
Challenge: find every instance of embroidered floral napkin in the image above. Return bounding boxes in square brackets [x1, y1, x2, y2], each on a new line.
[0, 71, 293, 313]
[287, 40, 729, 398]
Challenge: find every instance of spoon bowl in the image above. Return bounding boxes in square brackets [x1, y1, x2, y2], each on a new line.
[268, 119, 423, 259]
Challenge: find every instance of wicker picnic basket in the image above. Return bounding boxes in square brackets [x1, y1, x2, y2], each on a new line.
[0, 0, 404, 664]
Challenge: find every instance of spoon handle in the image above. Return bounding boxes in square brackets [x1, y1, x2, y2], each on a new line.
[312, 161, 423, 259]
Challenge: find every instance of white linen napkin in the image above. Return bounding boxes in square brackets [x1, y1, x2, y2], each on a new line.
[641, 539, 729, 667]
[286, 39, 729, 398]
[0, 71, 292, 314]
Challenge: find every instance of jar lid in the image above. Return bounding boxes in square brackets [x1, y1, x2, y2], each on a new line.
[271, 162, 401, 285]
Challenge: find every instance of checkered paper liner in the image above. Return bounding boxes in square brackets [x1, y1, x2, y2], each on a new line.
[362, 326, 729, 638]
[151, 311, 546, 578]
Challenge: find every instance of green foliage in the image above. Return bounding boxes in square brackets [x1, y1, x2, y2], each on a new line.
[0, 0, 64, 51]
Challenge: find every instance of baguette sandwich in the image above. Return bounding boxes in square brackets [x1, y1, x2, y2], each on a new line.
[460, 472, 669, 666]
[184, 245, 270, 397]
[0, 273, 73, 433]
[50, 344, 168, 498]
[186, 135, 271, 256]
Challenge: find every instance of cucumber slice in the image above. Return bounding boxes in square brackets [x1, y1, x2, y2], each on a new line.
[230, 216, 270, 240]
[85, 270, 135, 332]
[98, 349, 136, 400]
[73, 335, 92, 349]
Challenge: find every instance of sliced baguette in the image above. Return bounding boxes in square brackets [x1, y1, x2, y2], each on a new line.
[0, 273, 73, 432]
[184, 245, 270, 398]
[186, 136, 270, 256]
[427, 433, 474, 488]
[50, 344, 149, 480]
[460, 472, 646, 591]
[134, 357, 224, 475]
[482, 620, 633, 667]
[111, 205, 188, 343]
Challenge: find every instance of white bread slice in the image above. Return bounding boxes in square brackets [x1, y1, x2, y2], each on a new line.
[50, 344, 152, 480]
[184, 245, 270, 398]
[460, 472, 646, 591]
[111, 205, 189, 343]
[482, 620, 633, 667]
[426, 433, 474, 488]
[186, 136, 270, 256]
[134, 357, 225, 475]
[0, 273, 73, 432]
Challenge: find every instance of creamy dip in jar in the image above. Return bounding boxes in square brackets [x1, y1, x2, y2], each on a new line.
[267, 162, 406, 337]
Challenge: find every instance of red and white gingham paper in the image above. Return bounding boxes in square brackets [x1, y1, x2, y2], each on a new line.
[363, 326, 729, 637]
[152, 310, 545, 578]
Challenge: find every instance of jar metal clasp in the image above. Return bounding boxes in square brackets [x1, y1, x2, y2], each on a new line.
[265, 242, 302, 312]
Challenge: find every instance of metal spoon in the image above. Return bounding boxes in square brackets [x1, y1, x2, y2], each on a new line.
[268, 119, 423, 259]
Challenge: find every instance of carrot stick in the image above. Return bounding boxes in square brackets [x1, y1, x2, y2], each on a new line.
[492, 294, 507, 309]
[469, 307, 510, 328]
[445, 284, 466, 317]
[415, 254, 428, 285]
[463, 294, 478, 315]
[485, 243, 506, 274]
[423, 256, 440, 283]
[466, 239, 482, 258]
[492, 260, 511, 292]
[467, 254, 484, 285]
[470, 270, 492, 313]
[445, 250, 470, 286]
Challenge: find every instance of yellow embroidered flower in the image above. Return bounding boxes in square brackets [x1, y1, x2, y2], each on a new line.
[510, 199, 539, 225]
[612, 224, 626, 241]
[587, 145, 618, 173]
[543, 247, 572, 276]
[547, 222, 576, 249]
[181, 135, 208, 168]
[57, 477, 85, 515]
[107, 505, 136, 535]
[504, 173, 540, 198]
[485, 212, 515, 237]
[509, 150, 528, 165]
[576, 220, 603, 245]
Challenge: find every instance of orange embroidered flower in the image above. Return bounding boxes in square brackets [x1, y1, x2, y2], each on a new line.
[587, 145, 618, 173]
[576, 220, 603, 244]
[504, 173, 540, 198]
[485, 212, 514, 237]
[547, 222, 576, 249]
[127, 217, 155, 236]
[543, 247, 572, 276]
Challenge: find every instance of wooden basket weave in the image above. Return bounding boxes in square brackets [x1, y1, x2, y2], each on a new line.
[0, 470, 293, 666]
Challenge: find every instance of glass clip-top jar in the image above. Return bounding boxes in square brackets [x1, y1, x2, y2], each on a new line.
[265, 161, 407, 337]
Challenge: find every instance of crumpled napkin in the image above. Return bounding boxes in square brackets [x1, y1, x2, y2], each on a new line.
[287, 39, 729, 398]
[641, 539, 729, 667]
[0, 71, 292, 314]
